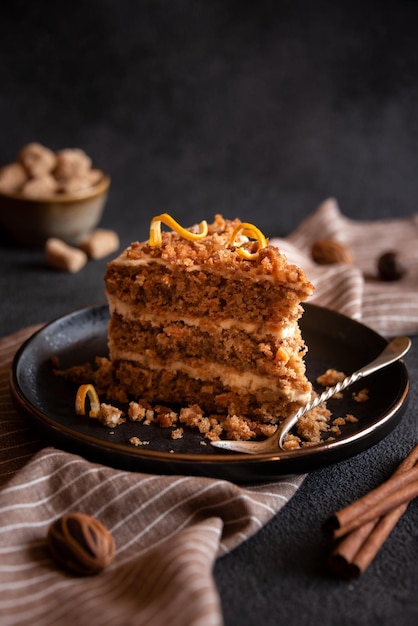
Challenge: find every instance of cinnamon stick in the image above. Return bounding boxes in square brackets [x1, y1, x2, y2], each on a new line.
[329, 475, 418, 539]
[325, 443, 418, 579]
[328, 503, 410, 579]
[323, 445, 418, 539]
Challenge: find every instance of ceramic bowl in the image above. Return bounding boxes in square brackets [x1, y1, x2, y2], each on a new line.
[0, 173, 111, 247]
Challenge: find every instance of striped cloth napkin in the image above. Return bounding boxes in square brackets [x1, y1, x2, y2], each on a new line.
[0, 199, 416, 626]
[273, 198, 418, 337]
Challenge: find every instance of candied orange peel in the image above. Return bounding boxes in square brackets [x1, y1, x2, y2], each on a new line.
[75, 384, 100, 418]
[230, 222, 268, 259]
[149, 213, 208, 247]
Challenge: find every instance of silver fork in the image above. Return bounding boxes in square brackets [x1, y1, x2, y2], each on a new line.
[210, 335, 411, 455]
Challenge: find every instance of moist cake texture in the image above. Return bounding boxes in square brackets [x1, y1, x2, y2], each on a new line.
[104, 214, 317, 432]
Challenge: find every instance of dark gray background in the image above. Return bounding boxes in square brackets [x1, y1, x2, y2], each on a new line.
[2, 0, 418, 333]
[1, 2, 417, 624]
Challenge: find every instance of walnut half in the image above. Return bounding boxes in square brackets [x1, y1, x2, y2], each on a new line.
[311, 239, 353, 265]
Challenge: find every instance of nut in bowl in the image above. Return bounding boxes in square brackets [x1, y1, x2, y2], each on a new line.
[0, 143, 111, 248]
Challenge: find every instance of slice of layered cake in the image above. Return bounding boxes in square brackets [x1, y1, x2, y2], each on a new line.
[104, 214, 317, 439]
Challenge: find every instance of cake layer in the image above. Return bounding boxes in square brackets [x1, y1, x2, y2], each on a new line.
[110, 359, 312, 421]
[105, 262, 306, 325]
[107, 313, 307, 380]
[106, 294, 299, 338]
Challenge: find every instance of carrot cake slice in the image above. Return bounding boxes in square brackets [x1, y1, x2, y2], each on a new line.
[103, 214, 316, 434]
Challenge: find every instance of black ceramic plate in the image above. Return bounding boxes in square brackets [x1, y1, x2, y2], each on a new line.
[11, 304, 409, 482]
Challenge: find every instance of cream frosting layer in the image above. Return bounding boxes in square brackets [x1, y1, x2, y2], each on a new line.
[108, 344, 311, 403]
[106, 294, 297, 339]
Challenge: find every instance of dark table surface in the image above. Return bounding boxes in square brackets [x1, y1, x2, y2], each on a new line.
[1, 2, 417, 624]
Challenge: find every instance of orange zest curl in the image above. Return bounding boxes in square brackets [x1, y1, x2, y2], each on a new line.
[149, 213, 208, 247]
[75, 384, 101, 418]
[229, 222, 268, 260]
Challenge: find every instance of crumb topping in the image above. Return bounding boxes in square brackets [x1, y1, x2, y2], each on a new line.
[113, 215, 313, 296]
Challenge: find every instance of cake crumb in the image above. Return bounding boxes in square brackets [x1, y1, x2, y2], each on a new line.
[129, 437, 150, 447]
[171, 428, 184, 440]
[128, 401, 147, 422]
[281, 434, 301, 450]
[353, 388, 369, 402]
[179, 404, 211, 434]
[221, 415, 255, 441]
[317, 369, 346, 386]
[155, 406, 178, 427]
[98, 403, 125, 428]
[144, 409, 155, 425]
[345, 414, 359, 423]
[203, 424, 223, 441]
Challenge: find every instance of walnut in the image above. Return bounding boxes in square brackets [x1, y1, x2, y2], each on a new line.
[311, 239, 353, 265]
[377, 251, 408, 281]
[47, 513, 115, 575]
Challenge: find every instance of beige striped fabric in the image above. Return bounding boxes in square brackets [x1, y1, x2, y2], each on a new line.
[272, 197, 418, 337]
[0, 199, 416, 625]
[0, 328, 304, 626]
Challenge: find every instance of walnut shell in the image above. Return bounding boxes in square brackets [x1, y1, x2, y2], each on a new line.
[311, 239, 353, 265]
[377, 251, 408, 281]
[47, 513, 115, 575]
